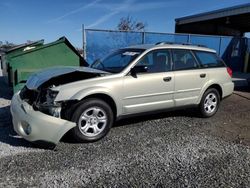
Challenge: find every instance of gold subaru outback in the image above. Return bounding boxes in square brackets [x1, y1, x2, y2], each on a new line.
[11, 43, 234, 148]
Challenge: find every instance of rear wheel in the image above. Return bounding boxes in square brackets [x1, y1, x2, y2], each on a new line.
[71, 98, 114, 142]
[199, 88, 220, 118]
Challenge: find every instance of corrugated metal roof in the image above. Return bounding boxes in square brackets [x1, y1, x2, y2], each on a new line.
[176, 3, 250, 25]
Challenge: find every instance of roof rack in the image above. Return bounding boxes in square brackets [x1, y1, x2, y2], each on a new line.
[155, 41, 207, 48]
[155, 42, 175, 45]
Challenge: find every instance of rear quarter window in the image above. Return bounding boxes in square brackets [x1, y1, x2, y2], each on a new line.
[194, 51, 225, 68]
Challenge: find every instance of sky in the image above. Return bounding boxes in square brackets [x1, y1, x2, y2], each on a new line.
[0, 0, 249, 48]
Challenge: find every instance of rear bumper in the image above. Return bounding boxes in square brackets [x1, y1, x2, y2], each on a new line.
[10, 92, 76, 145]
[222, 82, 234, 98]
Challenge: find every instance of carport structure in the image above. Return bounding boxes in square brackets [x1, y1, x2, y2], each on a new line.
[175, 3, 250, 73]
[175, 3, 250, 36]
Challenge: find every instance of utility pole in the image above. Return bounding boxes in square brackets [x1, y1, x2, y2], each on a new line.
[82, 24, 86, 60]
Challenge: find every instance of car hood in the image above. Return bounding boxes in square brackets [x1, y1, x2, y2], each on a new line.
[26, 66, 108, 90]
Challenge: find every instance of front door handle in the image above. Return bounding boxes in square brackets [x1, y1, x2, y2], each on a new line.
[163, 77, 172, 82]
[200, 73, 206, 78]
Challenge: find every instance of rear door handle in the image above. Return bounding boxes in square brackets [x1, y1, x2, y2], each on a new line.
[163, 77, 172, 82]
[200, 73, 206, 78]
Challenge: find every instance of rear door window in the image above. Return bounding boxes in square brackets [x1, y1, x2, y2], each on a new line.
[172, 49, 199, 71]
[194, 51, 225, 68]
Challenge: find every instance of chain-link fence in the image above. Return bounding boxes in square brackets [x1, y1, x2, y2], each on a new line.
[84, 29, 247, 72]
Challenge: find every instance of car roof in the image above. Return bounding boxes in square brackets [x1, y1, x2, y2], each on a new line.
[126, 43, 216, 53]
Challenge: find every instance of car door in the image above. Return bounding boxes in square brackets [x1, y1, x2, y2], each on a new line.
[122, 49, 174, 115]
[172, 49, 209, 106]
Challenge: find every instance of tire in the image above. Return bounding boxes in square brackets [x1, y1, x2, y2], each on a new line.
[70, 98, 114, 142]
[199, 88, 220, 118]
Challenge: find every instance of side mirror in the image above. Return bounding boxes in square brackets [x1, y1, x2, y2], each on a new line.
[130, 66, 148, 77]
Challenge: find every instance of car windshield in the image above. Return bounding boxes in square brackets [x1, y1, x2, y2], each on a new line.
[91, 49, 145, 73]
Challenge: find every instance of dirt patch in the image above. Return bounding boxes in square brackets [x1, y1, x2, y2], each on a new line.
[201, 94, 250, 146]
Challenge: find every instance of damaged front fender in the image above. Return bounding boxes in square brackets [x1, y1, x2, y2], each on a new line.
[21, 66, 109, 118]
[11, 93, 76, 145]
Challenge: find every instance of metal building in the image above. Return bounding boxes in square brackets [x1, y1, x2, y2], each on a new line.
[175, 3, 250, 36]
[175, 3, 250, 73]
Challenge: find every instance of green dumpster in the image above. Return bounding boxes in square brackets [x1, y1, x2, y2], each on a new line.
[2, 39, 45, 85]
[4, 37, 88, 93]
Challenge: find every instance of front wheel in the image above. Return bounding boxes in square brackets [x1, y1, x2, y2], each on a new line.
[199, 88, 220, 118]
[71, 98, 114, 142]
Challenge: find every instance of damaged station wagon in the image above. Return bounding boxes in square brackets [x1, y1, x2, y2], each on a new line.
[11, 43, 234, 148]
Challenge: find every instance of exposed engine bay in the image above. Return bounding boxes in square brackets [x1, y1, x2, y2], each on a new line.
[19, 67, 108, 119]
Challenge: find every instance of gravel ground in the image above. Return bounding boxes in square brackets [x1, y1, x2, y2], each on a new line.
[0, 77, 250, 187]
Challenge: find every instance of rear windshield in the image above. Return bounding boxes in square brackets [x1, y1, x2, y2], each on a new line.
[193, 51, 225, 68]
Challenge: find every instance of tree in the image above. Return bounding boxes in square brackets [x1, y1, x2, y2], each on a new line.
[26, 40, 35, 44]
[117, 16, 147, 31]
[75, 47, 83, 56]
[0, 41, 16, 51]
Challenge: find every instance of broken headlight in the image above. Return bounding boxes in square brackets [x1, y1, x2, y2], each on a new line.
[49, 106, 61, 118]
[37, 89, 59, 105]
[46, 90, 61, 117]
[45, 89, 59, 104]
[35, 89, 61, 118]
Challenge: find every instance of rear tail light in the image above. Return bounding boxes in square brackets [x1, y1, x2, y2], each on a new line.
[227, 67, 233, 77]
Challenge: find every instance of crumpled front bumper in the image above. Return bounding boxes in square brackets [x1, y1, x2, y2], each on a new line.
[10, 92, 76, 145]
